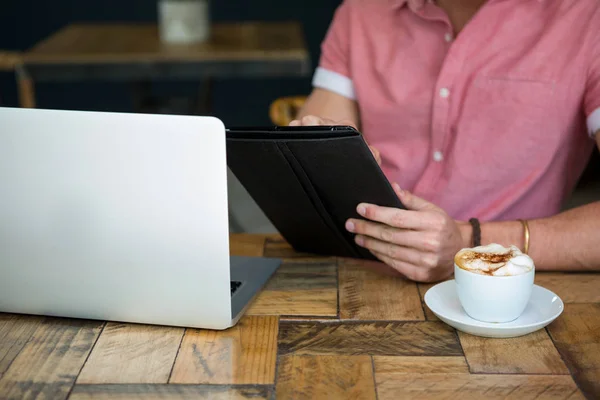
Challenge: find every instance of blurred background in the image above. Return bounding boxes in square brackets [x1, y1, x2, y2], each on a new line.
[1, 0, 598, 234]
[0, 0, 338, 124]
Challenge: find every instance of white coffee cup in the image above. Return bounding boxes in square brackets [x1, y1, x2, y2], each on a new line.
[455, 264, 534, 323]
[158, 0, 210, 44]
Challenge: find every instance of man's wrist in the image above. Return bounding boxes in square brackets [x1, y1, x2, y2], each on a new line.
[457, 221, 473, 249]
[457, 219, 527, 251]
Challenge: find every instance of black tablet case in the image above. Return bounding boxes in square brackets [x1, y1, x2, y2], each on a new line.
[226, 126, 405, 260]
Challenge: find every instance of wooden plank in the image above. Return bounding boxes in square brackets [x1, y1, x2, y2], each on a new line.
[263, 235, 305, 258]
[276, 355, 376, 400]
[0, 314, 44, 377]
[375, 374, 583, 400]
[263, 235, 333, 262]
[0, 318, 103, 399]
[170, 316, 278, 384]
[278, 321, 462, 356]
[418, 282, 442, 321]
[229, 234, 266, 257]
[77, 323, 184, 384]
[70, 384, 272, 400]
[280, 316, 340, 322]
[248, 291, 337, 317]
[534, 273, 600, 303]
[459, 329, 569, 374]
[373, 356, 469, 374]
[339, 259, 424, 321]
[547, 303, 600, 399]
[246, 261, 338, 317]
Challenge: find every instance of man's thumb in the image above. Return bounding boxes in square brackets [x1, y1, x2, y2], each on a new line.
[392, 183, 437, 211]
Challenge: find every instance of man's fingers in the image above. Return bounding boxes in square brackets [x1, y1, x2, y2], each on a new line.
[288, 115, 326, 126]
[369, 251, 431, 282]
[347, 219, 437, 251]
[300, 115, 325, 125]
[369, 145, 382, 165]
[390, 183, 439, 212]
[289, 115, 357, 128]
[355, 204, 440, 231]
[355, 235, 438, 268]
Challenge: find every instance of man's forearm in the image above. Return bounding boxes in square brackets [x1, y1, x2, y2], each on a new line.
[459, 201, 600, 271]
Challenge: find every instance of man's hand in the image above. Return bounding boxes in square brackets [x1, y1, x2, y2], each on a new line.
[290, 115, 381, 165]
[345, 183, 466, 282]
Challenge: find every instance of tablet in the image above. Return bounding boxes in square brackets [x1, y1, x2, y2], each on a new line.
[226, 125, 405, 260]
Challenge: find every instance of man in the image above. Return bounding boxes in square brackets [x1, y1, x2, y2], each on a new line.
[290, 0, 600, 282]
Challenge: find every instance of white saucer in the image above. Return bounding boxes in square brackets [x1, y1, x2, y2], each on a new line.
[424, 280, 564, 338]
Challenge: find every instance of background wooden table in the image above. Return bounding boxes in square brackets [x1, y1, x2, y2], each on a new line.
[16, 22, 310, 110]
[0, 234, 598, 399]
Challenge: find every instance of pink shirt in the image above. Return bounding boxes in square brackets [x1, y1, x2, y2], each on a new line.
[313, 0, 600, 221]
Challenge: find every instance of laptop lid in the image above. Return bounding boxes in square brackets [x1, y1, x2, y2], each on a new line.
[0, 107, 232, 329]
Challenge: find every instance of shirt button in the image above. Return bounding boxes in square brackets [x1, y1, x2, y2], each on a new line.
[439, 88, 450, 98]
[444, 33, 453, 42]
[433, 151, 444, 162]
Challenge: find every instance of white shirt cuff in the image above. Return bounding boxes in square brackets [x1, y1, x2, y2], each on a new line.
[312, 67, 356, 100]
[588, 107, 600, 137]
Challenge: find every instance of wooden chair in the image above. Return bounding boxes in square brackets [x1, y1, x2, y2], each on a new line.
[269, 95, 306, 126]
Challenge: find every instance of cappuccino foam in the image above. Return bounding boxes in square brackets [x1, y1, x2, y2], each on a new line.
[455, 243, 534, 276]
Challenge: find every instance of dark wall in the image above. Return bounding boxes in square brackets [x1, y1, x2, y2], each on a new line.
[0, 0, 342, 126]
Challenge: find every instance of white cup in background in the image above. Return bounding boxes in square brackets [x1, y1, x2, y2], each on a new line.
[454, 264, 534, 323]
[158, 0, 210, 44]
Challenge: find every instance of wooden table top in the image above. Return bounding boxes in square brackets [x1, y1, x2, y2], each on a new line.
[0, 234, 598, 399]
[23, 22, 309, 65]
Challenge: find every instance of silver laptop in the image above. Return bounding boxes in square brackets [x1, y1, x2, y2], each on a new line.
[0, 107, 280, 330]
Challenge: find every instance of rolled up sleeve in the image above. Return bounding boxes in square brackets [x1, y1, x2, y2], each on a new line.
[312, 1, 356, 100]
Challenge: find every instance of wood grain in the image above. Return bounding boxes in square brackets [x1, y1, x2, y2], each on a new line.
[375, 374, 583, 400]
[77, 323, 184, 384]
[276, 355, 376, 400]
[547, 303, 600, 399]
[247, 289, 337, 317]
[534, 273, 600, 303]
[70, 384, 272, 399]
[229, 234, 266, 257]
[280, 316, 340, 322]
[339, 260, 424, 321]
[459, 329, 569, 374]
[247, 261, 337, 317]
[418, 282, 442, 321]
[263, 235, 305, 258]
[170, 316, 278, 384]
[0, 314, 44, 377]
[0, 318, 102, 399]
[373, 356, 469, 375]
[263, 235, 333, 262]
[278, 321, 462, 356]
[24, 23, 308, 64]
